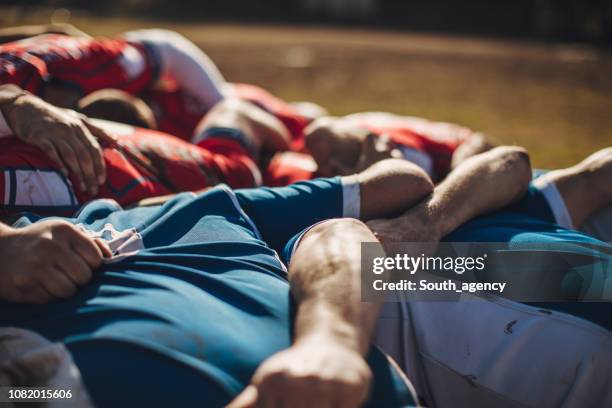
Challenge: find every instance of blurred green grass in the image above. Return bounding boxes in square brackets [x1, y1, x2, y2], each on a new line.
[4, 10, 612, 168]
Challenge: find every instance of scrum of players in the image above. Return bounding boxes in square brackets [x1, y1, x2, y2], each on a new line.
[0, 24, 610, 408]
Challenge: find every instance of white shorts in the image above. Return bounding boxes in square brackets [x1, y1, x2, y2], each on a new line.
[374, 293, 612, 408]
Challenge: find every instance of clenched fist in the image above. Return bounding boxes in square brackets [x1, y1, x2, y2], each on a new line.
[228, 334, 372, 408]
[0, 220, 111, 304]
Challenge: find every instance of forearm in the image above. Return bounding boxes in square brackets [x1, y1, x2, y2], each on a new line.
[0, 84, 28, 137]
[289, 219, 381, 354]
[356, 158, 434, 221]
[430, 146, 531, 237]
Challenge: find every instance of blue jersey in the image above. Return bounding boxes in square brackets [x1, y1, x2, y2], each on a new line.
[444, 183, 612, 330]
[0, 178, 416, 407]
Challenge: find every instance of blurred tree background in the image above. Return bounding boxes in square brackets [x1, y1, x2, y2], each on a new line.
[3, 0, 612, 45]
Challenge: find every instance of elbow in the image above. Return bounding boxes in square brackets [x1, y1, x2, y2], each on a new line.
[378, 158, 434, 200]
[360, 158, 434, 218]
[489, 145, 533, 199]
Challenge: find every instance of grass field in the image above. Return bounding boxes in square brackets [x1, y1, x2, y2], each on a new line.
[3, 10, 612, 168]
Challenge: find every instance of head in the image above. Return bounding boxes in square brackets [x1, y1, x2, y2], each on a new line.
[41, 81, 83, 109]
[304, 117, 367, 177]
[77, 89, 157, 129]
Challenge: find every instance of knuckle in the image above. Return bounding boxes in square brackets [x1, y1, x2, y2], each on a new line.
[58, 283, 77, 298]
[53, 222, 76, 235]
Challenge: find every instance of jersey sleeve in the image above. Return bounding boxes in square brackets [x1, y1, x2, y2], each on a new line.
[234, 176, 360, 252]
[122, 29, 224, 111]
[0, 34, 159, 97]
[0, 47, 48, 94]
[46, 36, 159, 95]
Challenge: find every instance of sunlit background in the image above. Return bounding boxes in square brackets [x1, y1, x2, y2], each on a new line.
[2, 1, 611, 168]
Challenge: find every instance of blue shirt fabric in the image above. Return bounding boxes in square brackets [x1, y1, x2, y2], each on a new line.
[444, 183, 612, 330]
[0, 179, 416, 407]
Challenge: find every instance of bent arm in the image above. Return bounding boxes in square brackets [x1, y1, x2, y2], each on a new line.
[368, 146, 532, 243]
[289, 219, 381, 354]
[229, 219, 383, 408]
[235, 159, 433, 251]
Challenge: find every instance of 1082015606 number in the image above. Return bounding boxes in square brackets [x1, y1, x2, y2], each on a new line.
[7, 388, 72, 400]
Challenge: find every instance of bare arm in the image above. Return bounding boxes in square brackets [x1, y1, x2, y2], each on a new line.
[229, 219, 382, 408]
[368, 146, 532, 243]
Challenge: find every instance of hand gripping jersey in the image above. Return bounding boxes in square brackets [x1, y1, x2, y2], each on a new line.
[0, 34, 158, 96]
[265, 114, 476, 185]
[342, 112, 475, 180]
[0, 120, 260, 216]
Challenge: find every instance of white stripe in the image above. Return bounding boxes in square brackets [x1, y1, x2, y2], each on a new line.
[3, 170, 10, 204]
[341, 175, 361, 219]
[244, 158, 263, 187]
[533, 177, 575, 230]
[117, 44, 146, 80]
[14, 170, 75, 207]
[218, 184, 263, 240]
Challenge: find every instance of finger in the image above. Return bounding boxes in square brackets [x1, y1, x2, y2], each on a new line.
[255, 379, 282, 408]
[84, 118, 117, 145]
[67, 226, 104, 272]
[53, 138, 85, 192]
[78, 123, 107, 186]
[39, 267, 78, 299]
[94, 239, 113, 259]
[68, 127, 99, 195]
[35, 140, 68, 177]
[51, 242, 93, 286]
[362, 132, 379, 155]
[227, 386, 258, 408]
[277, 381, 317, 408]
[83, 120, 111, 175]
[22, 284, 56, 304]
[332, 388, 364, 408]
[369, 132, 394, 155]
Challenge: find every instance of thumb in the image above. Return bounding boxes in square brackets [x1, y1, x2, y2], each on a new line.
[226, 385, 258, 408]
[83, 118, 118, 145]
[369, 132, 396, 156]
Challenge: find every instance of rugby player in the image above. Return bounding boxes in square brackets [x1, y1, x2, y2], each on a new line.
[0, 85, 276, 215]
[0, 28, 226, 140]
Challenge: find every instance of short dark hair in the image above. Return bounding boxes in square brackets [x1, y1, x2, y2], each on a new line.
[77, 89, 157, 129]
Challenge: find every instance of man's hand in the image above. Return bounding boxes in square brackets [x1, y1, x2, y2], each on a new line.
[4, 92, 107, 195]
[330, 133, 402, 176]
[228, 335, 371, 408]
[0, 220, 111, 304]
